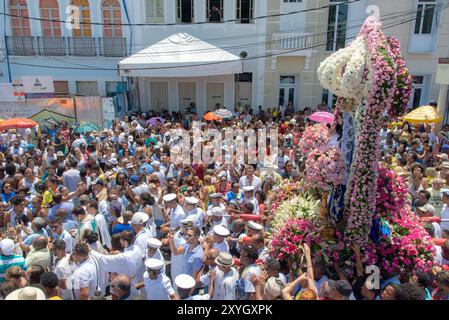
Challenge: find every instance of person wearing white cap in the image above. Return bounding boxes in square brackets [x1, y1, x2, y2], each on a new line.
[160, 193, 186, 232]
[146, 238, 166, 274]
[130, 212, 153, 257]
[169, 227, 203, 280]
[241, 186, 259, 215]
[89, 231, 144, 291]
[246, 221, 264, 236]
[417, 204, 442, 238]
[205, 207, 228, 235]
[184, 196, 205, 229]
[175, 274, 210, 300]
[440, 189, 449, 232]
[0, 238, 25, 283]
[151, 161, 167, 189]
[204, 225, 230, 254]
[137, 258, 177, 300]
[238, 165, 262, 194]
[200, 252, 239, 300]
[207, 192, 226, 212]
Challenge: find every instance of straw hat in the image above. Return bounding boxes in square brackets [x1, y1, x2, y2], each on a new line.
[5, 287, 46, 300]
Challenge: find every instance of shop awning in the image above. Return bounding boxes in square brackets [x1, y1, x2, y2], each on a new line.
[119, 33, 242, 77]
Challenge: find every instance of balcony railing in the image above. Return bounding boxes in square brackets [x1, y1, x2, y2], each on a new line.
[271, 32, 318, 51]
[6, 36, 36, 56]
[37, 36, 66, 56]
[99, 37, 127, 57]
[68, 37, 97, 57]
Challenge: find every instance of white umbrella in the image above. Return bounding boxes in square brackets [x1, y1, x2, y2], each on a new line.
[214, 109, 234, 119]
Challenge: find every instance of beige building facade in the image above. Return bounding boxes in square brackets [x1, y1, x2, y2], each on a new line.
[263, 0, 449, 113]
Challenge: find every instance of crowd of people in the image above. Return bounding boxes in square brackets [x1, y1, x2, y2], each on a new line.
[0, 105, 449, 301]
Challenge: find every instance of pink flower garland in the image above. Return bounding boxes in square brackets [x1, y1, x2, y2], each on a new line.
[298, 123, 330, 157]
[345, 17, 401, 243]
[270, 218, 323, 265]
[387, 37, 412, 118]
[305, 147, 346, 192]
[332, 168, 435, 276]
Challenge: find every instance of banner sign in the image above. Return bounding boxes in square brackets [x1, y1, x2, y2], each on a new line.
[22, 76, 55, 99]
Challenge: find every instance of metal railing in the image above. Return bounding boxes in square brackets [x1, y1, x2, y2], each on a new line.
[7, 36, 128, 58]
[37, 36, 66, 56]
[99, 37, 127, 57]
[271, 32, 318, 51]
[68, 37, 97, 57]
[6, 36, 36, 56]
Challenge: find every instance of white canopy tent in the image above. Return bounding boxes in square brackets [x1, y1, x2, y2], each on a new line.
[119, 33, 243, 77]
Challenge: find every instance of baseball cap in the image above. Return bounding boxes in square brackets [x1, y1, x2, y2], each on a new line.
[328, 280, 352, 297]
[438, 154, 449, 161]
[129, 175, 140, 184]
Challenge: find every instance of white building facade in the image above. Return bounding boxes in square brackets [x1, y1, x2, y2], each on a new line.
[1, 0, 448, 115]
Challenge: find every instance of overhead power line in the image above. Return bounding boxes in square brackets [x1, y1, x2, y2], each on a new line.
[3, 6, 447, 72]
[0, 0, 361, 27]
[0, 6, 426, 68]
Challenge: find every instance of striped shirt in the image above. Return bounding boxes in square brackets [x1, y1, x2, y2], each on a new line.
[0, 254, 26, 283]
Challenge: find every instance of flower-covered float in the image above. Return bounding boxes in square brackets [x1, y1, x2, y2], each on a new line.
[268, 16, 434, 278]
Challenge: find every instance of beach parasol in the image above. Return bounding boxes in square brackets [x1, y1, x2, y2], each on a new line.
[402, 105, 442, 124]
[203, 112, 222, 121]
[308, 112, 335, 124]
[214, 109, 234, 119]
[0, 118, 38, 130]
[75, 123, 101, 134]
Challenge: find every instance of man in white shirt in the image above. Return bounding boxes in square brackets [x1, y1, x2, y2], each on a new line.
[139, 259, 177, 300]
[50, 219, 74, 254]
[200, 252, 239, 300]
[236, 245, 261, 300]
[175, 274, 210, 300]
[184, 197, 205, 229]
[205, 225, 230, 253]
[52, 240, 74, 300]
[90, 231, 143, 290]
[71, 242, 100, 300]
[241, 186, 259, 215]
[161, 194, 186, 232]
[130, 212, 153, 257]
[238, 165, 262, 193]
[146, 238, 166, 274]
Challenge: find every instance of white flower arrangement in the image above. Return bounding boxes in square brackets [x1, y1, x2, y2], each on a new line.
[317, 36, 372, 104]
[271, 193, 320, 232]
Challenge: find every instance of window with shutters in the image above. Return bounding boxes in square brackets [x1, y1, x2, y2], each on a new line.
[71, 0, 92, 37]
[102, 0, 122, 37]
[146, 0, 164, 23]
[40, 0, 61, 37]
[10, 0, 31, 36]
